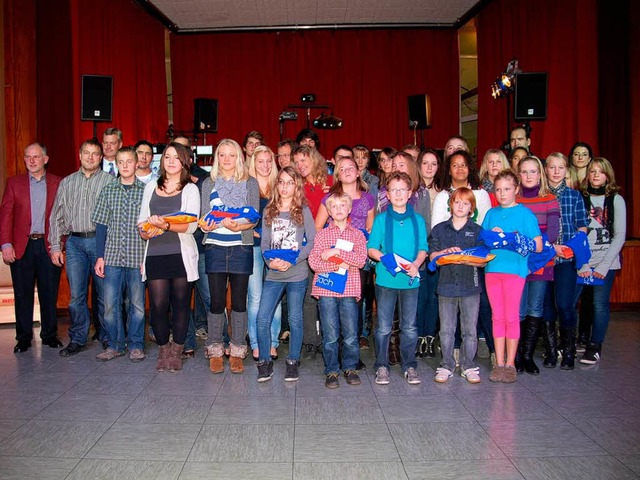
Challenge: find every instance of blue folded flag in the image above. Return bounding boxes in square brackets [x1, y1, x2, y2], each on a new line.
[263, 249, 300, 266]
[200, 205, 261, 225]
[480, 230, 537, 257]
[564, 231, 591, 268]
[527, 234, 557, 274]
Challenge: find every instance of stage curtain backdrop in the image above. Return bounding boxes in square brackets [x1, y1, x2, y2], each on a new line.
[170, 28, 459, 158]
[476, 0, 598, 160]
[36, 0, 168, 177]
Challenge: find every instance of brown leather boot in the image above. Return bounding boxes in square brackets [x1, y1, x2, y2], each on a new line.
[167, 342, 184, 372]
[205, 343, 225, 374]
[229, 342, 247, 374]
[156, 343, 171, 372]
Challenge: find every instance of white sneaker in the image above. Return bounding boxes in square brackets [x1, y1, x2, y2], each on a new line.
[434, 367, 453, 383]
[461, 367, 481, 384]
[404, 367, 421, 385]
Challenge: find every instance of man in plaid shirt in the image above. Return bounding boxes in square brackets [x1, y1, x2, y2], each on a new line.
[309, 192, 368, 389]
[92, 147, 147, 362]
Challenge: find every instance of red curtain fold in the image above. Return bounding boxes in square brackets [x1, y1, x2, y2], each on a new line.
[170, 28, 459, 158]
[36, 0, 168, 177]
[476, 0, 599, 160]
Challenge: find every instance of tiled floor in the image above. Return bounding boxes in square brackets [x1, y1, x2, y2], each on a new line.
[0, 312, 638, 480]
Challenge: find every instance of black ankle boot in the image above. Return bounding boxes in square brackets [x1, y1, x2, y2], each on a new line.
[560, 327, 576, 370]
[580, 341, 602, 365]
[522, 316, 541, 375]
[425, 335, 436, 358]
[541, 318, 558, 368]
[514, 322, 525, 373]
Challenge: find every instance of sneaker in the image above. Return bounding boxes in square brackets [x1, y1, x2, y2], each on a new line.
[359, 337, 370, 349]
[344, 370, 361, 386]
[502, 365, 518, 383]
[195, 328, 208, 340]
[489, 365, 504, 383]
[580, 350, 600, 365]
[490, 352, 497, 368]
[375, 366, 390, 385]
[284, 359, 300, 382]
[404, 367, 421, 385]
[257, 360, 274, 382]
[325, 373, 340, 389]
[434, 367, 453, 383]
[477, 338, 490, 358]
[129, 348, 146, 363]
[461, 367, 481, 384]
[59, 342, 84, 357]
[96, 348, 124, 362]
[454, 348, 460, 367]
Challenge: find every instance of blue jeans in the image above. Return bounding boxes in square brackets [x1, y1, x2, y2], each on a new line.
[520, 280, 548, 319]
[552, 261, 582, 329]
[416, 268, 439, 337]
[256, 279, 307, 362]
[248, 246, 281, 350]
[374, 285, 418, 371]
[439, 294, 479, 372]
[588, 270, 616, 344]
[319, 296, 359, 374]
[103, 266, 145, 351]
[65, 236, 104, 345]
[194, 253, 210, 331]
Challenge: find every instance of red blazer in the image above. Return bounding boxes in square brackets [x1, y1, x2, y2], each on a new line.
[0, 172, 61, 259]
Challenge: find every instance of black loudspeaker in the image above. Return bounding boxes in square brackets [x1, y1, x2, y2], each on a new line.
[194, 98, 218, 133]
[81, 75, 113, 121]
[515, 73, 548, 120]
[408, 94, 431, 129]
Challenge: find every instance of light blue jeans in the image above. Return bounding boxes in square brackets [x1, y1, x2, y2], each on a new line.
[102, 266, 145, 351]
[248, 246, 281, 350]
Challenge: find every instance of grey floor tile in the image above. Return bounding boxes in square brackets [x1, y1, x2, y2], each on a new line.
[0, 372, 82, 395]
[94, 354, 160, 374]
[516, 369, 602, 392]
[66, 459, 184, 480]
[295, 396, 384, 424]
[0, 419, 26, 441]
[481, 419, 607, 458]
[456, 391, 562, 422]
[118, 393, 214, 424]
[295, 373, 376, 397]
[0, 420, 111, 458]
[368, 369, 454, 396]
[404, 460, 524, 480]
[572, 416, 640, 455]
[85, 423, 198, 461]
[617, 455, 640, 476]
[512, 456, 638, 480]
[215, 373, 296, 397]
[389, 422, 505, 461]
[143, 369, 224, 396]
[42, 358, 101, 375]
[189, 424, 293, 462]
[294, 461, 408, 480]
[206, 396, 295, 424]
[378, 395, 474, 423]
[0, 391, 60, 419]
[180, 462, 293, 479]
[535, 388, 640, 420]
[35, 392, 137, 422]
[0, 456, 80, 480]
[70, 372, 156, 395]
[294, 424, 399, 463]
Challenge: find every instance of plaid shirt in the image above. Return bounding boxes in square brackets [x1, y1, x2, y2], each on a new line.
[92, 179, 146, 268]
[550, 182, 588, 264]
[309, 223, 367, 300]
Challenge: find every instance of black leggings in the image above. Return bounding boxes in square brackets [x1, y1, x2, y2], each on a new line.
[208, 272, 249, 313]
[148, 277, 191, 346]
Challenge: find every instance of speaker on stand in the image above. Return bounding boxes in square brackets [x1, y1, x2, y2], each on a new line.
[408, 94, 431, 149]
[81, 75, 113, 138]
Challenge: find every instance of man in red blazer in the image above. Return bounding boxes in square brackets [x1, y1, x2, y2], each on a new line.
[0, 142, 62, 352]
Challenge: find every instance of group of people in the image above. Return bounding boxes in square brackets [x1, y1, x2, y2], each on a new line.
[0, 125, 625, 388]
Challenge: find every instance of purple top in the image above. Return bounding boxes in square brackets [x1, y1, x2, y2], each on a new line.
[321, 191, 375, 230]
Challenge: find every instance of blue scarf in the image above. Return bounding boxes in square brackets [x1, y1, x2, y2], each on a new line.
[385, 204, 419, 259]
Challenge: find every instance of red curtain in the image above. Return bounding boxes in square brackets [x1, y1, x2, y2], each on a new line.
[476, 0, 599, 159]
[170, 28, 459, 158]
[36, 0, 168, 176]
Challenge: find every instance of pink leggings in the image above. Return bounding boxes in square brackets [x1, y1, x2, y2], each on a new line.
[485, 273, 525, 339]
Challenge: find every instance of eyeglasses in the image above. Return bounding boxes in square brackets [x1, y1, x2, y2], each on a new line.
[389, 188, 408, 194]
[278, 180, 295, 187]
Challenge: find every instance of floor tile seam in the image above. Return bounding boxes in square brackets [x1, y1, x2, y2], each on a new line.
[370, 394, 409, 477]
[563, 416, 636, 457]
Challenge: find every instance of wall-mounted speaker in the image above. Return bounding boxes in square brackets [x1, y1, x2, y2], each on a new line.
[81, 75, 113, 122]
[515, 73, 548, 121]
[408, 94, 431, 129]
[194, 98, 218, 133]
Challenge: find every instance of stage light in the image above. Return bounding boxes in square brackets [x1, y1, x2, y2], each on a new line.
[490, 59, 521, 100]
[313, 113, 343, 129]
